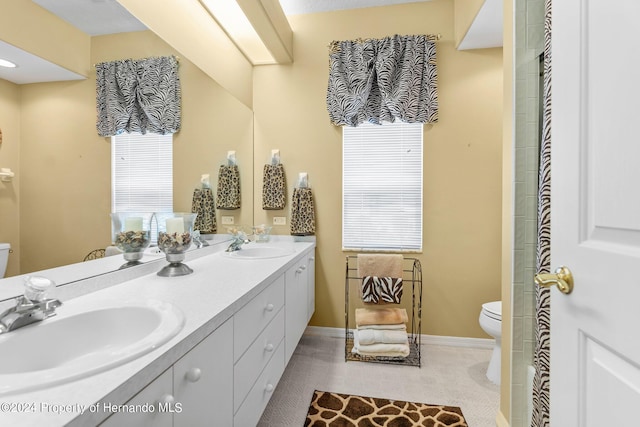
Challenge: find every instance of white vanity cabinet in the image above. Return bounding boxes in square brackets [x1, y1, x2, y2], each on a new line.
[285, 248, 315, 363]
[97, 244, 315, 427]
[101, 318, 234, 427]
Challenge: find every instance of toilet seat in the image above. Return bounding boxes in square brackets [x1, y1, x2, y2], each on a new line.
[482, 301, 502, 321]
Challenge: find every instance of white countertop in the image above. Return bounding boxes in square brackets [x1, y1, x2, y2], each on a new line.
[0, 237, 315, 426]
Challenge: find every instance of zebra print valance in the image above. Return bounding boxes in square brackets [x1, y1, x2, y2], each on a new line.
[327, 34, 439, 127]
[96, 56, 181, 137]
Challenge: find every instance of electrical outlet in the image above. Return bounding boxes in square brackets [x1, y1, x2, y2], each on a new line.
[273, 216, 286, 225]
[221, 216, 234, 225]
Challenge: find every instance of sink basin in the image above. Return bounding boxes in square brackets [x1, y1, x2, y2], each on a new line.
[222, 245, 294, 259]
[0, 299, 184, 395]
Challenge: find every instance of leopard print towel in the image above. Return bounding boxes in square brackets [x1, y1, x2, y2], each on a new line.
[290, 187, 315, 236]
[262, 164, 286, 210]
[191, 188, 216, 234]
[217, 165, 241, 210]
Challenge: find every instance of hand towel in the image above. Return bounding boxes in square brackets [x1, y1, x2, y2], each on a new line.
[355, 307, 408, 327]
[356, 328, 408, 345]
[361, 276, 403, 304]
[290, 187, 316, 236]
[216, 165, 241, 210]
[352, 330, 410, 357]
[262, 164, 286, 210]
[191, 187, 217, 234]
[357, 254, 403, 278]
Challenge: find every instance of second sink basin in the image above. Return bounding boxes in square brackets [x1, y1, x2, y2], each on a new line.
[222, 245, 294, 259]
[0, 299, 184, 395]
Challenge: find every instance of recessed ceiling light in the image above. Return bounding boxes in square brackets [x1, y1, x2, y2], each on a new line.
[0, 58, 17, 68]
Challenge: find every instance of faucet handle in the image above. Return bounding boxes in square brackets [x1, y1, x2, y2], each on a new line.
[24, 276, 56, 302]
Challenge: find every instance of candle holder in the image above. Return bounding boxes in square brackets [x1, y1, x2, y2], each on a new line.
[155, 212, 197, 277]
[110, 212, 153, 268]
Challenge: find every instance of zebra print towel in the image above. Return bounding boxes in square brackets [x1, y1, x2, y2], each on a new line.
[361, 276, 403, 304]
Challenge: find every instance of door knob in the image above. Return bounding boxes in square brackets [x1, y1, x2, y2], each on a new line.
[534, 266, 574, 294]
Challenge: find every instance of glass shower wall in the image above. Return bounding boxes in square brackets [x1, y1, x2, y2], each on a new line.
[512, 0, 545, 425]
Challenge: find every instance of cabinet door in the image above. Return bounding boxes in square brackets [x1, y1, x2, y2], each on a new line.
[173, 318, 234, 427]
[285, 257, 308, 363]
[100, 369, 173, 427]
[307, 252, 315, 323]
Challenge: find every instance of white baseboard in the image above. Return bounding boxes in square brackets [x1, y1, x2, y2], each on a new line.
[304, 326, 494, 350]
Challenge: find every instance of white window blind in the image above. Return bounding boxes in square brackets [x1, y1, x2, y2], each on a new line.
[111, 132, 173, 214]
[343, 122, 423, 251]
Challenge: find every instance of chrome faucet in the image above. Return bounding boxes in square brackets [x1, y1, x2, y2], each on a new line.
[0, 276, 62, 334]
[226, 232, 250, 252]
[0, 296, 62, 334]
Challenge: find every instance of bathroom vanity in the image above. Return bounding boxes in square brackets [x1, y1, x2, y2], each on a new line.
[0, 238, 315, 426]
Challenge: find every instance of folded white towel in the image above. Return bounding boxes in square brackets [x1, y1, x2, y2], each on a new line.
[357, 323, 407, 331]
[357, 328, 408, 345]
[352, 330, 410, 358]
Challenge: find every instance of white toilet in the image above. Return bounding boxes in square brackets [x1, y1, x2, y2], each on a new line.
[479, 300, 502, 385]
[0, 243, 10, 278]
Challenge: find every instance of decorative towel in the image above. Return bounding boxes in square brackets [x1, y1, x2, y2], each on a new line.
[357, 254, 403, 278]
[262, 164, 286, 210]
[191, 188, 216, 234]
[290, 187, 316, 236]
[355, 307, 408, 327]
[352, 330, 410, 358]
[361, 276, 403, 304]
[356, 327, 408, 345]
[217, 165, 241, 210]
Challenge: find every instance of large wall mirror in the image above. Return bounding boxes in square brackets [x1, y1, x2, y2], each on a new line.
[0, 11, 253, 298]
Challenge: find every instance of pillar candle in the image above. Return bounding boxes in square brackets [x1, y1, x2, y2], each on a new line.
[166, 217, 185, 234]
[124, 217, 143, 232]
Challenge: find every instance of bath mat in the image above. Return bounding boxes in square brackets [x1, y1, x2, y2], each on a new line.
[305, 390, 468, 426]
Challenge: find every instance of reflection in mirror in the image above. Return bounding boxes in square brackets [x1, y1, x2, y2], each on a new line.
[0, 16, 254, 295]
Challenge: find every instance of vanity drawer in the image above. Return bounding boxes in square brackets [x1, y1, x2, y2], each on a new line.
[233, 341, 285, 427]
[234, 274, 284, 360]
[234, 308, 284, 413]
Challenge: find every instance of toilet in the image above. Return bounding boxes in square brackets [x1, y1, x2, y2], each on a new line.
[479, 300, 502, 385]
[0, 243, 10, 278]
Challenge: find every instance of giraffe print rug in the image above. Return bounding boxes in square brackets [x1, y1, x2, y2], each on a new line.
[305, 390, 468, 426]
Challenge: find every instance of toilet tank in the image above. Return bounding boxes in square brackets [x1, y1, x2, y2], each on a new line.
[0, 243, 10, 278]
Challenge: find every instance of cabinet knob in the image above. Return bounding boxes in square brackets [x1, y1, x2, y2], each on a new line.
[265, 303, 274, 312]
[157, 394, 175, 410]
[186, 367, 202, 382]
[309, 257, 315, 262]
[265, 343, 274, 352]
[265, 383, 274, 393]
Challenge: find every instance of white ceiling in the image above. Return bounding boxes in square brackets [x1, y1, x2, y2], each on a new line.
[0, 0, 502, 84]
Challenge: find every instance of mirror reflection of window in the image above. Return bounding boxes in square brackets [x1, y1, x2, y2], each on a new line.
[111, 133, 173, 243]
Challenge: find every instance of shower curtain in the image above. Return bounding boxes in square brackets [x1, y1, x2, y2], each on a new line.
[531, 0, 552, 426]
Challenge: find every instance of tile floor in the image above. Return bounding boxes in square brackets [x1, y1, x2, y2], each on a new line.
[259, 333, 500, 426]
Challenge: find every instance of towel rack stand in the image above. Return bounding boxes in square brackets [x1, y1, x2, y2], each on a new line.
[344, 255, 423, 367]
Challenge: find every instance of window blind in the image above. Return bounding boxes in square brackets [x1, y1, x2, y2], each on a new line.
[111, 132, 173, 214]
[342, 122, 423, 251]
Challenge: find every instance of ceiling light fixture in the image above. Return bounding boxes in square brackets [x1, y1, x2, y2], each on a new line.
[0, 58, 17, 68]
[199, 0, 275, 65]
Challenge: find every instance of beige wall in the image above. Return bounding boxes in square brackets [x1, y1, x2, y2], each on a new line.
[16, 30, 253, 273]
[0, 79, 21, 277]
[253, 0, 504, 337]
[454, 0, 487, 48]
[0, 0, 89, 77]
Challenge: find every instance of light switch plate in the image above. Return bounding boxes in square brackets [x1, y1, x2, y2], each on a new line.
[273, 217, 286, 225]
[221, 216, 234, 225]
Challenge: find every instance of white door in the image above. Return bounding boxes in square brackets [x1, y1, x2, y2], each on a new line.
[550, 1, 640, 426]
